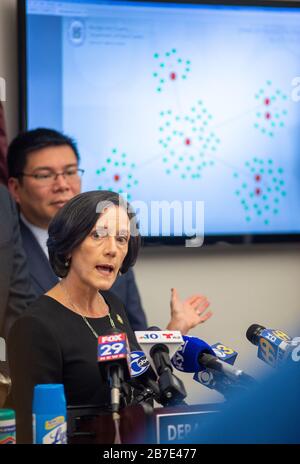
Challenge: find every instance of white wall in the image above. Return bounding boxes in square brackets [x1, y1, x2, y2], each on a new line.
[135, 243, 300, 403]
[1, 0, 300, 404]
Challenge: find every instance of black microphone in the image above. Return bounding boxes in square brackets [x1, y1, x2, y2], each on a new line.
[140, 326, 187, 406]
[129, 351, 161, 405]
[97, 329, 131, 413]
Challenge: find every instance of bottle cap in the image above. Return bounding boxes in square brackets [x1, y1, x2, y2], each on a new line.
[0, 409, 15, 420]
[32, 384, 66, 415]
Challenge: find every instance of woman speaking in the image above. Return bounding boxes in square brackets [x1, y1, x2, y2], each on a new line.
[7, 191, 211, 443]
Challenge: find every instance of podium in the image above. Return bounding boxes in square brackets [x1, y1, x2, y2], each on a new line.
[67, 403, 221, 444]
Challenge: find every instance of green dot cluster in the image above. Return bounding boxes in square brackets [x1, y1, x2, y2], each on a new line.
[254, 80, 288, 138]
[152, 49, 191, 93]
[233, 157, 286, 225]
[158, 101, 220, 179]
[95, 148, 138, 201]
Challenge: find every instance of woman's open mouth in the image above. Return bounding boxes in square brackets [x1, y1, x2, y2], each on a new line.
[95, 264, 115, 276]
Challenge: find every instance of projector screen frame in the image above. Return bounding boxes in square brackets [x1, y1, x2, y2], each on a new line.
[18, 0, 300, 246]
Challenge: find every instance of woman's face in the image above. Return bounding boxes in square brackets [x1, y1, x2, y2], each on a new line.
[68, 205, 130, 290]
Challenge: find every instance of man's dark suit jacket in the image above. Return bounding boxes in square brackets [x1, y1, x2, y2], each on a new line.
[19, 219, 148, 331]
[0, 187, 35, 340]
[0, 102, 8, 186]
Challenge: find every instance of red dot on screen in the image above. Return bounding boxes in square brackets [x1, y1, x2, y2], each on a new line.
[185, 138, 191, 146]
[264, 98, 270, 106]
[170, 72, 177, 81]
[265, 112, 271, 120]
[255, 174, 261, 182]
[114, 174, 120, 182]
[255, 188, 261, 196]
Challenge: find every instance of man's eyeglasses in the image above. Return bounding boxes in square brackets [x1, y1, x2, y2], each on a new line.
[19, 167, 85, 185]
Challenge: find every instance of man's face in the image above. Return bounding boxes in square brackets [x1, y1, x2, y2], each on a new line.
[9, 145, 81, 228]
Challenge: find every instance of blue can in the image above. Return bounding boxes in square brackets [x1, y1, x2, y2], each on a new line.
[32, 384, 67, 444]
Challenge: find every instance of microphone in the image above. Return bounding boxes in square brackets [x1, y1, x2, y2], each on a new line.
[129, 351, 160, 404]
[97, 330, 131, 413]
[211, 343, 238, 366]
[172, 335, 255, 397]
[135, 327, 187, 406]
[246, 323, 299, 368]
[171, 335, 215, 373]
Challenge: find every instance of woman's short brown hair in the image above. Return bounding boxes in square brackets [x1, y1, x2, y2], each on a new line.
[47, 190, 141, 278]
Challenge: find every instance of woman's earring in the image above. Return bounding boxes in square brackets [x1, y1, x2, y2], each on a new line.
[65, 260, 70, 268]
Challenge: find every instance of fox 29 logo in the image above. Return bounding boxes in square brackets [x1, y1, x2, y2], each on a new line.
[97, 333, 128, 362]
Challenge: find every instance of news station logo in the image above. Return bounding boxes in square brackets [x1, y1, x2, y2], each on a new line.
[211, 343, 238, 365]
[172, 349, 184, 371]
[130, 351, 150, 377]
[138, 332, 182, 342]
[97, 333, 128, 362]
[99, 333, 126, 344]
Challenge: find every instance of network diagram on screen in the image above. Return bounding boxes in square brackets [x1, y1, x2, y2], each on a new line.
[26, 0, 300, 236]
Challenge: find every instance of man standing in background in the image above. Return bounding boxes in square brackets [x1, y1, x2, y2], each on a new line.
[0, 184, 35, 406]
[0, 103, 34, 340]
[7, 128, 148, 330]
